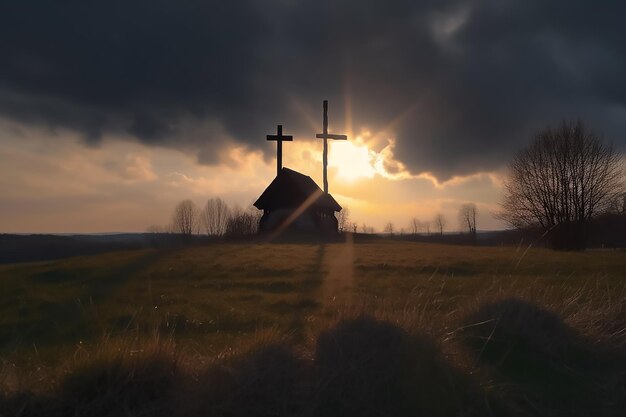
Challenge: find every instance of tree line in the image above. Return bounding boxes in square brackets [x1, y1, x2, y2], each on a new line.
[148, 198, 261, 237]
[384, 203, 477, 237]
[338, 203, 480, 237]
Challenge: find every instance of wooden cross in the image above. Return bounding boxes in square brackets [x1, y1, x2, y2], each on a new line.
[267, 124, 293, 176]
[315, 100, 347, 193]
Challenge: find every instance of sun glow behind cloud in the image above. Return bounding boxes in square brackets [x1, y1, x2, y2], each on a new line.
[327, 132, 420, 184]
[328, 137, 377, 181]
[0, 116, 507, 233]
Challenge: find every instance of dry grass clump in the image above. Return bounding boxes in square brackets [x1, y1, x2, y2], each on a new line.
[187, 344, 309, 417]
[313, 317, 488, 417]
[461, 297, 578, 363]
[457, 296, 626, 416]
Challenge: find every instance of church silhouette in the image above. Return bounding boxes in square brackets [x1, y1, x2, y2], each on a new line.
[254, 100, 346, 234]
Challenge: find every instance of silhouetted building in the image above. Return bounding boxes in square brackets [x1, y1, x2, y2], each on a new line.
[254, 167, 341, 234]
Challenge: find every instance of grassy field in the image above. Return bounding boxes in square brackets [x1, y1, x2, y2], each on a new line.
[1, 238, 625, 416]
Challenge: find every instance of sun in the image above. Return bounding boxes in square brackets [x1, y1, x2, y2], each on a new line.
[328, 138, 378, 181]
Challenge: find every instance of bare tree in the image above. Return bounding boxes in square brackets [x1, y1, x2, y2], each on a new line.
[201, 197, 230, 236]
[384, 222, 394, 235]
[172, 200, 198, 235]
[458, 204, 477, 235]
[499, 120, 623, 249]
[336, 206, 350, 233]
[433, 214, 446, 236]
[351, 222, 358, 233]
[410, 218, 420, 235]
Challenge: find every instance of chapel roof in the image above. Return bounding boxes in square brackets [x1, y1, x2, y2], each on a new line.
[253, 167, 342, 212]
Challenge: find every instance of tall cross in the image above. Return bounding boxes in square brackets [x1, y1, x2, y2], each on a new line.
[315, 100, 347, 193]
[266, 124, 293, 176]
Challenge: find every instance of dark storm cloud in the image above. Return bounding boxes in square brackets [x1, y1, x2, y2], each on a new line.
[1, 0, 625, 179]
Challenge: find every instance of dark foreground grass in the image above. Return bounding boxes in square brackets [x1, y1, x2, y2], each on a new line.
[1, 240, 625, 416]
[1, 317, 495, 417]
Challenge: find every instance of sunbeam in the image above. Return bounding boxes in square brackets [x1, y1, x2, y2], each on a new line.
[265, 188, 324, 241]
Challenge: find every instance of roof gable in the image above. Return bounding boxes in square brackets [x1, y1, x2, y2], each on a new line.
[254, 168, 342, 212]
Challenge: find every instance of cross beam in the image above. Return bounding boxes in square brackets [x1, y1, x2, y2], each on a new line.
[267, 124, 293, 176]
[315, 100, 347, 194]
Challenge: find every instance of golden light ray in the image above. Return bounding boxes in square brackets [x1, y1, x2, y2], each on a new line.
[265, 188, 324, 241]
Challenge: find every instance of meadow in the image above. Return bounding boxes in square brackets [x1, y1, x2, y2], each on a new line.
[1, 238, 625, 416]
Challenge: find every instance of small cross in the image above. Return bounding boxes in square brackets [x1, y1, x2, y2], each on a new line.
[267, 124, 293, 176]
[315, 100, 347, 194]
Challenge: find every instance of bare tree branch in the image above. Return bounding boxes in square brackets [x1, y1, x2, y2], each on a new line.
[172, 200, 198, 236]
[434, 214, 447, 236]
[498, 120, 624, 249]
[201, 197, 230, 236]
[458, 204, 477, 235]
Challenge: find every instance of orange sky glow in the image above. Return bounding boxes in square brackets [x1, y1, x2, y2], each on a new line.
[0, 116, 505, 234]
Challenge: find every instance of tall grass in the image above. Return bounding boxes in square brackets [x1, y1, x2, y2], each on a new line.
[1, 242, 625, 415]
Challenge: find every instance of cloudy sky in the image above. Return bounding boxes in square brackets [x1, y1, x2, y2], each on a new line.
[1, 0, 625, 233]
